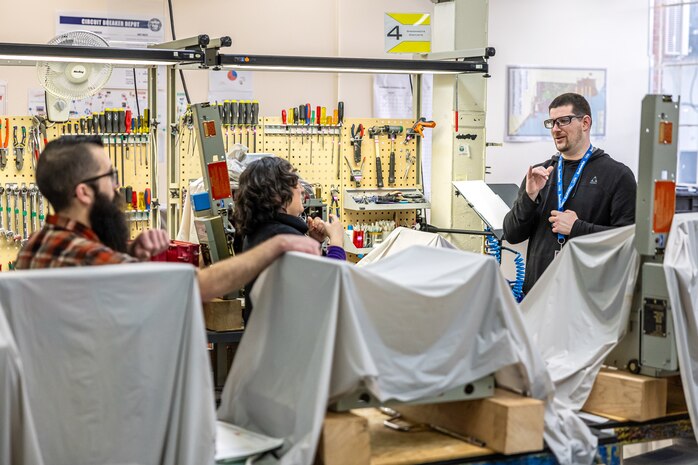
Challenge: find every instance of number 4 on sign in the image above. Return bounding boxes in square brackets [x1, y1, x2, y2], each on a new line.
[387, 26, 402, 40]
[384, 13, 431, 54]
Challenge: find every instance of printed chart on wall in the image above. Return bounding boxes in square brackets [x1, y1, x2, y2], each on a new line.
[56, 12, 165, 89]
[208, 69, 255, 103]
[507, 67, 606, 141]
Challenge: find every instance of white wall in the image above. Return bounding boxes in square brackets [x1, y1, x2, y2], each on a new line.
[0, 0, 434, 118]
[485, 0, 650, 185]
[0, 0, 649, 189]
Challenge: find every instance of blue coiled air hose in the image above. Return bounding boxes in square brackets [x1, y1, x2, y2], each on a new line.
[505, 247, 526, 303]
[484, 228, 526, 303]
[484, 232, 501, 264]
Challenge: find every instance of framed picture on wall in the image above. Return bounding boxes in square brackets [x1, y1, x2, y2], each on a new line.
[506, 66, 607, 141]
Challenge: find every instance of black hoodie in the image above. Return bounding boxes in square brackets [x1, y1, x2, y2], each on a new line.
[503, 148, 636, 295]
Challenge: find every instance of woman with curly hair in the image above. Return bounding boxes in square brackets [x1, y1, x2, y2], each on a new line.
[235, 156, 346, 323]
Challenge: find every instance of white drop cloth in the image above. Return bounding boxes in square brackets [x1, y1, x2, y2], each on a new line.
[0, 305, 43, 465]
[663, 212, 698, 443]
[218, 247, 560, 465]
[0, 264, 216, 465]
[357, 227, 456, 267]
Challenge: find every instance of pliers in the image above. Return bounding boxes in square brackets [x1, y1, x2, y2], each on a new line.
[350, 123, 364, 163]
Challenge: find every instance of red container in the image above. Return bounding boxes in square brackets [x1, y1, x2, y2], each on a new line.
[151, 240, 200, 266]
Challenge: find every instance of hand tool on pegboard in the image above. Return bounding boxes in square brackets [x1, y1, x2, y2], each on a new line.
[143, 108, 150, 169]
[330, 186, 340, 218]
[344, 156, 365, 187]
[384, 126, 403, 186]
[3, 185, 12, 241]
[0, 118, 8, 170]
[29, 184, 38, 233]
[13, 126, 26, 171]
[20, 184, 28, 244]
[11, 184, 20, 243]
[368, 126, 385, 188]
[350, 123, 364, 164]
[0, 186, 4, 235]
[281, 109, 290, 157]
[231, 100, 239, 144]
[251, 100, 259, 152]
[404, 118, 436, 184]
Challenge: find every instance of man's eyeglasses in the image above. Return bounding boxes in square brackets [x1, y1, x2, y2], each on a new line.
[78, 169, 119, 187]
[543, 114, 585, 129]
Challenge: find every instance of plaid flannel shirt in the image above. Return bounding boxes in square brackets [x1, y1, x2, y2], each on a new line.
[15, 215, 137, 269]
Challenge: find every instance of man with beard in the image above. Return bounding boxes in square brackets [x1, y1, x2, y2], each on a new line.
[503, 93, 636, 296]
[15, 136, 320, 301]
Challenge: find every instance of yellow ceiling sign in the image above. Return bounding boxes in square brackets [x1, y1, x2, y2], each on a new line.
[386, 13, 431, 26]
[384, 13, 431, 54]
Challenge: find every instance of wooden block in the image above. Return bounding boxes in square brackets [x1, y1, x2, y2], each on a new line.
[315, 411, 371, 465]
[582, 369, 667, 421]
[202, 298, 243, 331]
[666, 375, 687, 415]
[396, 389, 545, 455]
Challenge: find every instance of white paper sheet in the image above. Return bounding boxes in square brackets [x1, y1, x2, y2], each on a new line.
[452, 180, 511, 231]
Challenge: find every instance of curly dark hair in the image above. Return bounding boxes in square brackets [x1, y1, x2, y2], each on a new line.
[234, 157, 299, 236]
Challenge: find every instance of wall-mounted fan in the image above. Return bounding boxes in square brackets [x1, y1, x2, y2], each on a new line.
[36, 31, 113, 122]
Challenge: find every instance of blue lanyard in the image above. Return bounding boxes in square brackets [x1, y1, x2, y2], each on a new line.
[556, 145, 593, 244]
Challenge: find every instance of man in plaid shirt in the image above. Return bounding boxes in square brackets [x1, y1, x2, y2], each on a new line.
[16, 136, 320, 301]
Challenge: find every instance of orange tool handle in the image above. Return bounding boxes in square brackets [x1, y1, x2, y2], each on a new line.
[281, 109, 287, 125]
[125, 110, 132, 134]
[3, 118, 8, 148]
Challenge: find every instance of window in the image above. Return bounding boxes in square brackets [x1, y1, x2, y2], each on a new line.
[652, 0, 698, 184]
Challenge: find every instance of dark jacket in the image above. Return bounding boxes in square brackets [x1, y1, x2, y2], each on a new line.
[242, 213, 308, 324]
[503, 149, 636, 295]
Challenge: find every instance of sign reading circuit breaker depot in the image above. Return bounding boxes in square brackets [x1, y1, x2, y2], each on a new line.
[384, 13, 431, 54]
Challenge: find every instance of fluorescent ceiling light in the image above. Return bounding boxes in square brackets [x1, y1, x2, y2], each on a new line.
[0, 55, 181, 65]
[221, 65, 482, 75]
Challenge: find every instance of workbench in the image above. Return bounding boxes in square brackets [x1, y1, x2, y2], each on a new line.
[334, 409, 692, 465]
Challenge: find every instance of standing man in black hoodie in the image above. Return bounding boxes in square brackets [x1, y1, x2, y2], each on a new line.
[503, 93, 636, 296]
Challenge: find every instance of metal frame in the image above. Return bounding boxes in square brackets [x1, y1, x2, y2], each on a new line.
[0, 42, 203, 66]
[213, 53, 489, 74]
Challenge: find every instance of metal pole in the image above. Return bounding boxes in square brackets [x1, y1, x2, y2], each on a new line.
[147, 67, 159, 230]
[166, 66, 178, 239]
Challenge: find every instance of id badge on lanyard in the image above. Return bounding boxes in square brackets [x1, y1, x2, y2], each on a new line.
[555, 145, 593, 255]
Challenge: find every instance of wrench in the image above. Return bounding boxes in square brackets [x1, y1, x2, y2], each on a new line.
[4, 184, 12, 240]
[11, 184, 20, 243]
[20, 184, 28, 243]
[403, 151, 415, 180]
[29, 184, 38, 233]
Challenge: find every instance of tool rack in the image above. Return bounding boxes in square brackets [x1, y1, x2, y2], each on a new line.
[175, 115, 427, 259]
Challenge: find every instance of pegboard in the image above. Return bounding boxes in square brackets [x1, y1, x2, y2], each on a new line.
[338, 118, 422, 257]
[175, 115, 425, 257]
[0, 116, 153, 271]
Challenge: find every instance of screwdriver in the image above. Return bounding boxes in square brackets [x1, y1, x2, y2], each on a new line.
[338, 101, 344, 125]
[251, 100, 259, 152]
[231, 100, 239, 143]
